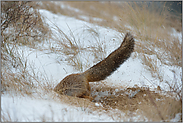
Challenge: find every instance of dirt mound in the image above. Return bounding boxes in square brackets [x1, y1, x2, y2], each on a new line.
[54, 82, 182, 121]
[90, 83, 182, 121]
[91, 86, 160, 111]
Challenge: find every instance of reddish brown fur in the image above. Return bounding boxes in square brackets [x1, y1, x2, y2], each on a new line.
[54, 32, 135, 100]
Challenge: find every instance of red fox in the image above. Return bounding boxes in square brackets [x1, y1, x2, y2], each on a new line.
[54, 32, 135, 100]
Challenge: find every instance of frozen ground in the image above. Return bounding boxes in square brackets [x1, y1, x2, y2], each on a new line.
[1, 8, 182, 122]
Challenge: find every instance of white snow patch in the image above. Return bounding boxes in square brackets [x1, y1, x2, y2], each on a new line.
[1, 95, 114, 122]
[170, 113, 182, 122]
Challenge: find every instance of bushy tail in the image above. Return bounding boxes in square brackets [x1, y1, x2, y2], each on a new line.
[83, 32, 135, 82]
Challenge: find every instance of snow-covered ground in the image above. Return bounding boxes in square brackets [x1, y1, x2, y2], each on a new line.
[1, 8, 182, 122]
[1, 95, 116, 122]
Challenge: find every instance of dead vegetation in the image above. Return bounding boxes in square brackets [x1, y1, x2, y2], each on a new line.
[38, 1, 182, 80]
[1, 1, 51, 94]
[1, 1, 182, 122]
[48, 22, 107, 72]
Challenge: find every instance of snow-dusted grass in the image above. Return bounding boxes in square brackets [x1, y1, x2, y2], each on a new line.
[39, 9, 182, 92]
[1, 2, 182, 122]
[38, 1, 182, 92]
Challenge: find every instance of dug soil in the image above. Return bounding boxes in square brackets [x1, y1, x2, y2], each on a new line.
[90, 82, 182, 121]
[54, 82, 182, 121]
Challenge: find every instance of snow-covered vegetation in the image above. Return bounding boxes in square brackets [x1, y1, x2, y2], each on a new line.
[1, 1, 182, 122]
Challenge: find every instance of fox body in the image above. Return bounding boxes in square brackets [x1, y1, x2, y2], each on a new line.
[54, 32, 135, 99]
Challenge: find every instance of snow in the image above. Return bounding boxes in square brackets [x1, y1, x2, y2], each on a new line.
[20, 47, 75, 85]
[1, 8, 182, 122]
[38, 9, 182, 92]
[79, 15, 104, 22]
[170, 28, 182, 44]
[1, 95, 114, 122]
[170, 113, 182, 122]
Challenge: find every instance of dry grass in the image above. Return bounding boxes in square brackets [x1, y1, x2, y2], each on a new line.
[38, 0, 182, 91]
[48, 22, 107, 72]
[1, 1, 51, 95]
[37, 2, 182, 84]
[1, 1, 182, 122]
[36, 1, 182, 121]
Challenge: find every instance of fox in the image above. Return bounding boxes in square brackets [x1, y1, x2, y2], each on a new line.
[54, 32, 135, 100]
